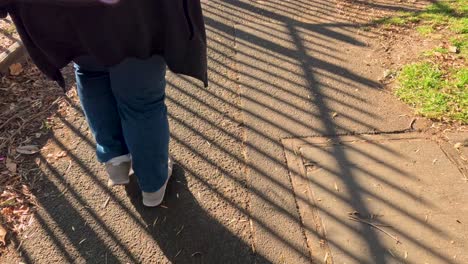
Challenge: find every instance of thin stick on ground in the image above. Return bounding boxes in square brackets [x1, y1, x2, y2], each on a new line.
[0, 106, 29, 131]
[348, 215, 401, 244]
[0, 96, 63, 150]
[407, 117, 416, 131]
[102, 196, 110, 208]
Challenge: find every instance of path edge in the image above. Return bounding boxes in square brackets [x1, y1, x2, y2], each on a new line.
[0, 41, 26, 74]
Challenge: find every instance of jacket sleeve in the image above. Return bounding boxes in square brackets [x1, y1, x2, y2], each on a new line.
[0, 0, 12, 18]
[1, 0, 118, 17]
[13, 0, 118, 5]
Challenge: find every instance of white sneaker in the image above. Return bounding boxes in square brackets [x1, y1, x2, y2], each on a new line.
[105, 154, 132, 187]
[142, 157, 173, 207]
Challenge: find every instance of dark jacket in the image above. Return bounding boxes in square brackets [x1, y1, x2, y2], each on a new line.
[0, 0, 208, 89]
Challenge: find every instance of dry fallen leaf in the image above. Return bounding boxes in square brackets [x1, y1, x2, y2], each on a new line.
[9, 63, 23, 76]
[334, 182, 339, 192]
[54, 151, 67, 159]
[16, 145, 40, 155]
[5, 158, 17, 173]
[1, 207, 13, 216]
[0, 223, 7, 246]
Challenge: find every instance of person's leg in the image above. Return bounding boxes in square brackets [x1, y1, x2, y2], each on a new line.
[109, 55, 170, 196]
[74, 56, 131, 184]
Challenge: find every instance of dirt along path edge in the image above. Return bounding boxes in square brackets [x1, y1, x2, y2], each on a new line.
[0, 41, 26, 74]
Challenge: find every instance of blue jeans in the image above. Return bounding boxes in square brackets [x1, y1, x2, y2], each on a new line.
[74, 55, 169, 192]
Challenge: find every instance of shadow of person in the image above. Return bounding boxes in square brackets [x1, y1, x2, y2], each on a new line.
[125, 163, 268, 264]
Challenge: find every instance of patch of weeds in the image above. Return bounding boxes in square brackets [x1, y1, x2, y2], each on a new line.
[374, 11, 420, 26]
[379, 1, 468, 123]
[454, 67, 468, 88]
[4, 24, 16, 35]
[375, 16, 408, 26]
[451, 35, 468, 57]
[361, 26, 371, 32]
[448, 68, 468, 121]
[449, 17, 468, 33]
[396, 62, 467, 123]
[423, 47, 449, 56]
[450, 0, 468, 14]
[416, 25, 434, 36]
[42, 120, 52, 131]
[421, 1, 454, 21]
[375, 0, 467, 35]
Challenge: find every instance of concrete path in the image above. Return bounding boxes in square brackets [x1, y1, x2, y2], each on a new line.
[218, 0, 466, 263]
[283, 134, 467, 263]
[2, 0, 467, 263]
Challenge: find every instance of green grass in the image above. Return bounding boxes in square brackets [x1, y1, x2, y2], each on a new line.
[376, 1, 468, 123]
[396, 62, 467, 123]
[422, 47, 449, 56]
[454, 67, 468, 88]
[449, 17, 468, 33]
[4, 24, 16, 35]
[416, 25, 435, 36]
[377, 16, 408, 26]
[375, 12, 419, 26]
[375, 0, 467, 35]
[449, 35, 468, 58]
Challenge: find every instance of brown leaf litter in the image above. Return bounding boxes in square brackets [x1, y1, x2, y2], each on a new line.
[1, 60, 63, 249]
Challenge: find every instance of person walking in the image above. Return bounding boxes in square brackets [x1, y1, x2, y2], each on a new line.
[0, 0, 207, 206]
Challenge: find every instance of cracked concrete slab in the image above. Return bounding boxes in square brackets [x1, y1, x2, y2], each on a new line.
[283, 134, 468, 264]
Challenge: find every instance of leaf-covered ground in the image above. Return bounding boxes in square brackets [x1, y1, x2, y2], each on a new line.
[0, 61, 63, 251]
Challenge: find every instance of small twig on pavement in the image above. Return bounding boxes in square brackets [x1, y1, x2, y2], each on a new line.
[348, 215, 401, 244]
[16, 239, 24, 251]
[152, 217, 159, 228]
[407, 118, 416, 130]
[176, 225, 184, 236]
[57, 186, 68, 197]
[64, 160, 72, 175]
[102, 196, 110, 208]
[191, 252, 202, 257]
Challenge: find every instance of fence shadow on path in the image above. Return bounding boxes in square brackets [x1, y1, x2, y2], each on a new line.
[125, 164, 269, 263]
